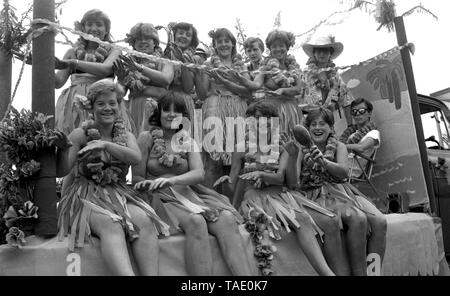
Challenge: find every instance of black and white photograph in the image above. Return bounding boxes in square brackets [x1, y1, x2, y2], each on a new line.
[0, 0, 449, 283]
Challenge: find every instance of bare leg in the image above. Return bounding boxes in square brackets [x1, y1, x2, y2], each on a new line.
[366, 214, 387, 264]
[207, 210, 253, 276]
[356, 196, 388, 264]
[202, 152, 224, 189]
[89, 212, 135, 276]
[128, 204, 160, 276]
[293, 212, 335, 276]
[169, 206, 213, 276]
[306, 208, 351, 276]
[340, 207, 368, 276]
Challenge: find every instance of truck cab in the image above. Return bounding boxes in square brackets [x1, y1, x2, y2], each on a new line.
[418, 94, 450, 257]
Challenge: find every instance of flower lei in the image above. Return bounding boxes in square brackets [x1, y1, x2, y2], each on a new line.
[300, 134, 342, 190]
[209, 54, 246, 72]
[340, 122, 377, 144]
[262, 54, 301, 88]
[115, 53, 162, 92]
[149, 127, 188, 168]
[73, 42, 111, 63]
[305, 58, 338, 94]
[80, 119, 128, 186]
[244, 208, 278, 276]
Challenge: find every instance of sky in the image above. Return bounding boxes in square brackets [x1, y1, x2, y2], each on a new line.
[8, 0, 450, 111]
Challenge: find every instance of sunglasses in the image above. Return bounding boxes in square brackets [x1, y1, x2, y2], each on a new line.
[351, 108, 368, 116]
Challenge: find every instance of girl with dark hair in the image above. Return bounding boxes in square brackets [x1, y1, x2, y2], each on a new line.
[288, 108, 385, 276]
[191, 28, 252, 188]
[215, 101, 337, 276]
[115, 23, 174, 135]
[164, 22, 202, 124]
[56, 78, 169, 276]
[132, 94, 253, 276]
[55, 9, 134, 135]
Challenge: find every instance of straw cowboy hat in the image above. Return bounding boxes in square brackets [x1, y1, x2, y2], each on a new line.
[302, 35, 344, 60]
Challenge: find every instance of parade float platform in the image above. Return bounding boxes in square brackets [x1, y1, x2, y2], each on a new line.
[0, 213, 449, 276]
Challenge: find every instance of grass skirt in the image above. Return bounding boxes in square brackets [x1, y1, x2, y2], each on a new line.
[202, 90, 247, 166]
[303, 182, 380, 216]
[146, 184, 243, 235]
[238, 183, 335, 241]
[259, 94, 303, 138]
[57, 176, 170, 251]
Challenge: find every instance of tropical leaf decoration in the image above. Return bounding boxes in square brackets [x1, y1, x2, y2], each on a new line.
[366, 55, 404, 110]
[234, 18, 247, 60]
[273, 11, 282, 29]
[0, 0, 31, 55]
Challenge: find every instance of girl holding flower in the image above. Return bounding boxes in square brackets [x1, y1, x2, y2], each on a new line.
[288, 108, 384, 276]
[56, 79, 169, 276]
[55, 9, 134, 135]
[117, 23, 174, 135]
[132, 93, 253, 276]
[164, 22, 203, 124]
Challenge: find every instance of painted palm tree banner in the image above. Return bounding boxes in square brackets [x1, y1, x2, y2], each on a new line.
[340, 50, 429, 207]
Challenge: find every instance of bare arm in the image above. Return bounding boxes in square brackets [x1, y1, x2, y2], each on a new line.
[67, 48, 121, 78]
[140, 62, 174, 88]
[259, 151, 289, 186]
[286, 148, 302, 189]
[55, 49, 75, 89]
[346, 138, 378, 154]
[228, 152, 245, 194]
[56, 128, 85, 177]
[170, 149, 205, 186]
[323, 142, 349, 179]
[104, 132, 142, 165]
[180, 65, 195, 93]
[274, 75, 304, 97]
[132, 131, 152, 184]
[214, 73, 252, 97]
[140, 85, 169, 100]
[192, 68, 210, 100]
[234, 72, 264, 91]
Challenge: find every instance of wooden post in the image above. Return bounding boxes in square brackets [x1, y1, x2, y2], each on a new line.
[394, 16, 437, 213]
[0, 49, 11, 119]
[32, 0, 57, 237]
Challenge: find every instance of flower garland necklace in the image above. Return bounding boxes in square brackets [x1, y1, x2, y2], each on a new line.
[73, 41, 111, 63]
[149, 127, 188, 168]
[80, 119, 127, 186]
[244, 209, 277, 276]
[340, 122, 377, 145]
[262, 54, 301, 88]
[300, 134, 341, 190]
[305, 58, 338, 93]
[210, 53, 246, 71]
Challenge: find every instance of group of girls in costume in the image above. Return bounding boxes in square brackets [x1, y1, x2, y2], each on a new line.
[54, 9, 387, 276]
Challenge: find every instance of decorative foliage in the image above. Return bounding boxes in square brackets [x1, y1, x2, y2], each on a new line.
[5, 226, 26, 248]
[234, 18, 247, 59]
[366, 55, 404, 110]
[0, 0, 32, 55]
[149, 127, 188, 168]
[79, 119, 128, 186]
[300, 134, 342, 190]
[340, 122, 377, 144]
[261, 54, 301, 88]
[0, 107, 64, 245]
[244, 209, 277, 276]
